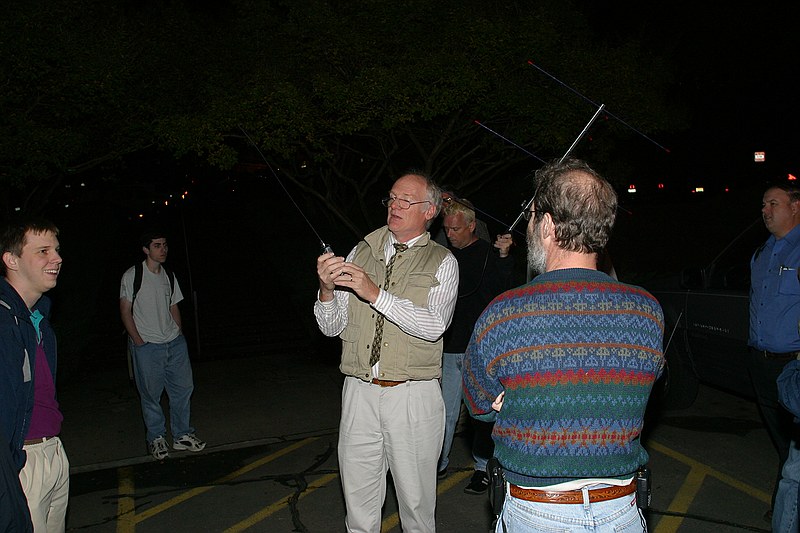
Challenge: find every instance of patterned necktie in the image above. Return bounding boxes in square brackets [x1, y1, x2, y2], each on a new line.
[369, 243, 408, 367]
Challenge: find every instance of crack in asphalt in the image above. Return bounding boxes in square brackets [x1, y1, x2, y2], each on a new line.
[85, 442, 339, 531]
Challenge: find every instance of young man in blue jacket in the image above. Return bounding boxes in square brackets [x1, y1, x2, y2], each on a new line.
[0, 217, 68, 532]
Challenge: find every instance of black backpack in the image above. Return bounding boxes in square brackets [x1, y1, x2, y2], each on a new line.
[131, 262, 175, 309]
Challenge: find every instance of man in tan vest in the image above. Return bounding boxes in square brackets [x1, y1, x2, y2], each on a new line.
[315, 171, 458, 533]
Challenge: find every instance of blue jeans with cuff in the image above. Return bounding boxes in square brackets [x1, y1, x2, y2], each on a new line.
[131, 335, 195, 443]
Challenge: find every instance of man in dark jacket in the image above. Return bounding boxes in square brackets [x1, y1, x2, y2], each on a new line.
[436, 198, 517, 494]
[0, 430, 32, 532]
[0, 217, 68, 532]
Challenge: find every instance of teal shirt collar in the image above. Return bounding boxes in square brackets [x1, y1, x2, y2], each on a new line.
[29, 309, 43, 342]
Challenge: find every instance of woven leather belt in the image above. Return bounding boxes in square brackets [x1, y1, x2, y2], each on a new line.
[23, 437, 54, 445]
[509, 479, 636, 504]
[371, 379, 408, 387]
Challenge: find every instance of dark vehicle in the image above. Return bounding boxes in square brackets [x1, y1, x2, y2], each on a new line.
[650, 218, 768, 408]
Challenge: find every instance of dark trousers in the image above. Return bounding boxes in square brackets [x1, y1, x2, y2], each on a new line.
[748, 347, 797, 506]
[471, 418, 495, 470]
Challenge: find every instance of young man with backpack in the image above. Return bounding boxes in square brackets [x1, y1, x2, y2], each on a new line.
[119, 230, 205, 460]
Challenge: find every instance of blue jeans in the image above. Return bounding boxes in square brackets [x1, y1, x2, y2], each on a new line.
[439, 352, 463, 471]
[439, 352, 493, 472]
[131, 335, 195, 443]
[497, 487, 646, 532]
[774, 438, 800, 533]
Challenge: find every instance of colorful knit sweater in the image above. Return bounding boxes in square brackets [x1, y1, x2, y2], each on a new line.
[462, 268, 664, 488]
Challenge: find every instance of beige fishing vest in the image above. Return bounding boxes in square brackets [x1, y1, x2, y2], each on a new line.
[340, 226, 449, 381]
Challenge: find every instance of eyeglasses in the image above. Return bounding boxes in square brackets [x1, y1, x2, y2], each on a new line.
[382, 196, 432, 210]
[522, 209, 537, 222]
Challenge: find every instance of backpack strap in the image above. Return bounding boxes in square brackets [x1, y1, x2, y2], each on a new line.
[131, 262, 143, 310]
[162, 265, 175, 298]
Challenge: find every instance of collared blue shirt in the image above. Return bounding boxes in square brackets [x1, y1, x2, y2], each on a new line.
[749, 223, 800, 352]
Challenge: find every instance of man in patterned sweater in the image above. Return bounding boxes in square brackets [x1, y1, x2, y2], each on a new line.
[463, 158, 665, 532]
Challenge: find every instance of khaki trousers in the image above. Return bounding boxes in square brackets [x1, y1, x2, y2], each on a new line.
[20, 436, 70, 533]
[339, 376, 445, 533]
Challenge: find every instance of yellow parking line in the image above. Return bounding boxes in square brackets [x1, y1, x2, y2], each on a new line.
[116, 467, 136, 533]
[648, 439, 771, 533]
[121, 436, 766, 532]
[648, 440, 771, 503]
[223, 472, 340, 533]
[654, 467, 705, 533]
[381, 470, 473, 532]
[131, 437, 318, 523]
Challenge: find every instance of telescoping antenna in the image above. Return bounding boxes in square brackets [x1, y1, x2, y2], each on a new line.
[238, 126, 334, 255]
[473, 120, 547, 164]
[527, 60, 670, 154]
[482, 60, 670, 232]
[506, 104, 606, 233]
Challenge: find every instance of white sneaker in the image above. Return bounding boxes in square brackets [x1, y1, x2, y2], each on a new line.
[149, 436, 169, 460]
[173, 433, 206, 452]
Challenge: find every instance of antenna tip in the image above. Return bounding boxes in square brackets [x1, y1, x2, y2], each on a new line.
[473, 119, 481, 125]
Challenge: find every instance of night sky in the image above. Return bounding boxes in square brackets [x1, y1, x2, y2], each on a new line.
[584, 2, 800, 183]
[10, 1, 796, 366]
[25, 2, 797, 220]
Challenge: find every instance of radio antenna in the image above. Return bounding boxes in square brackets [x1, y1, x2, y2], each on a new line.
[238, 126, 333, 254]
[527, 60, 670, 153]
[506, 104, 606, 233]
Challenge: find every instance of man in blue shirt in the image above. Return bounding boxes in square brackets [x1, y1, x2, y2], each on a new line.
[748, 182, 800, 530]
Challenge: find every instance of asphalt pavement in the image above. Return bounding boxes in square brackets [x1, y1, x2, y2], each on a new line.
[59, 346, 345, 472]
[58, 343, 777, 533]
[59, 344, 502, 532]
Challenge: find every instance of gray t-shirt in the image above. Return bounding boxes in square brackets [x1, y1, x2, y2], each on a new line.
[120, 261, 184, 344]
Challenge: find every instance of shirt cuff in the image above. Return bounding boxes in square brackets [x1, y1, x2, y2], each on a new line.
[315, 293, 337, 312]
[373, 288, 392, 313]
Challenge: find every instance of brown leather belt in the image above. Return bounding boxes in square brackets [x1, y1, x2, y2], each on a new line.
[23, 437, 54, 445]
[509, 479, 636, 504]
[371, 379, 408, 387]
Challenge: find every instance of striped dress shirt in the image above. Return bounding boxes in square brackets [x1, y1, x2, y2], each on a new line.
[315, 233, 459, 349]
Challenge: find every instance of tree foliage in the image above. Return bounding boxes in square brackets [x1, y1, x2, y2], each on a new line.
[1, 0, 688, 234]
